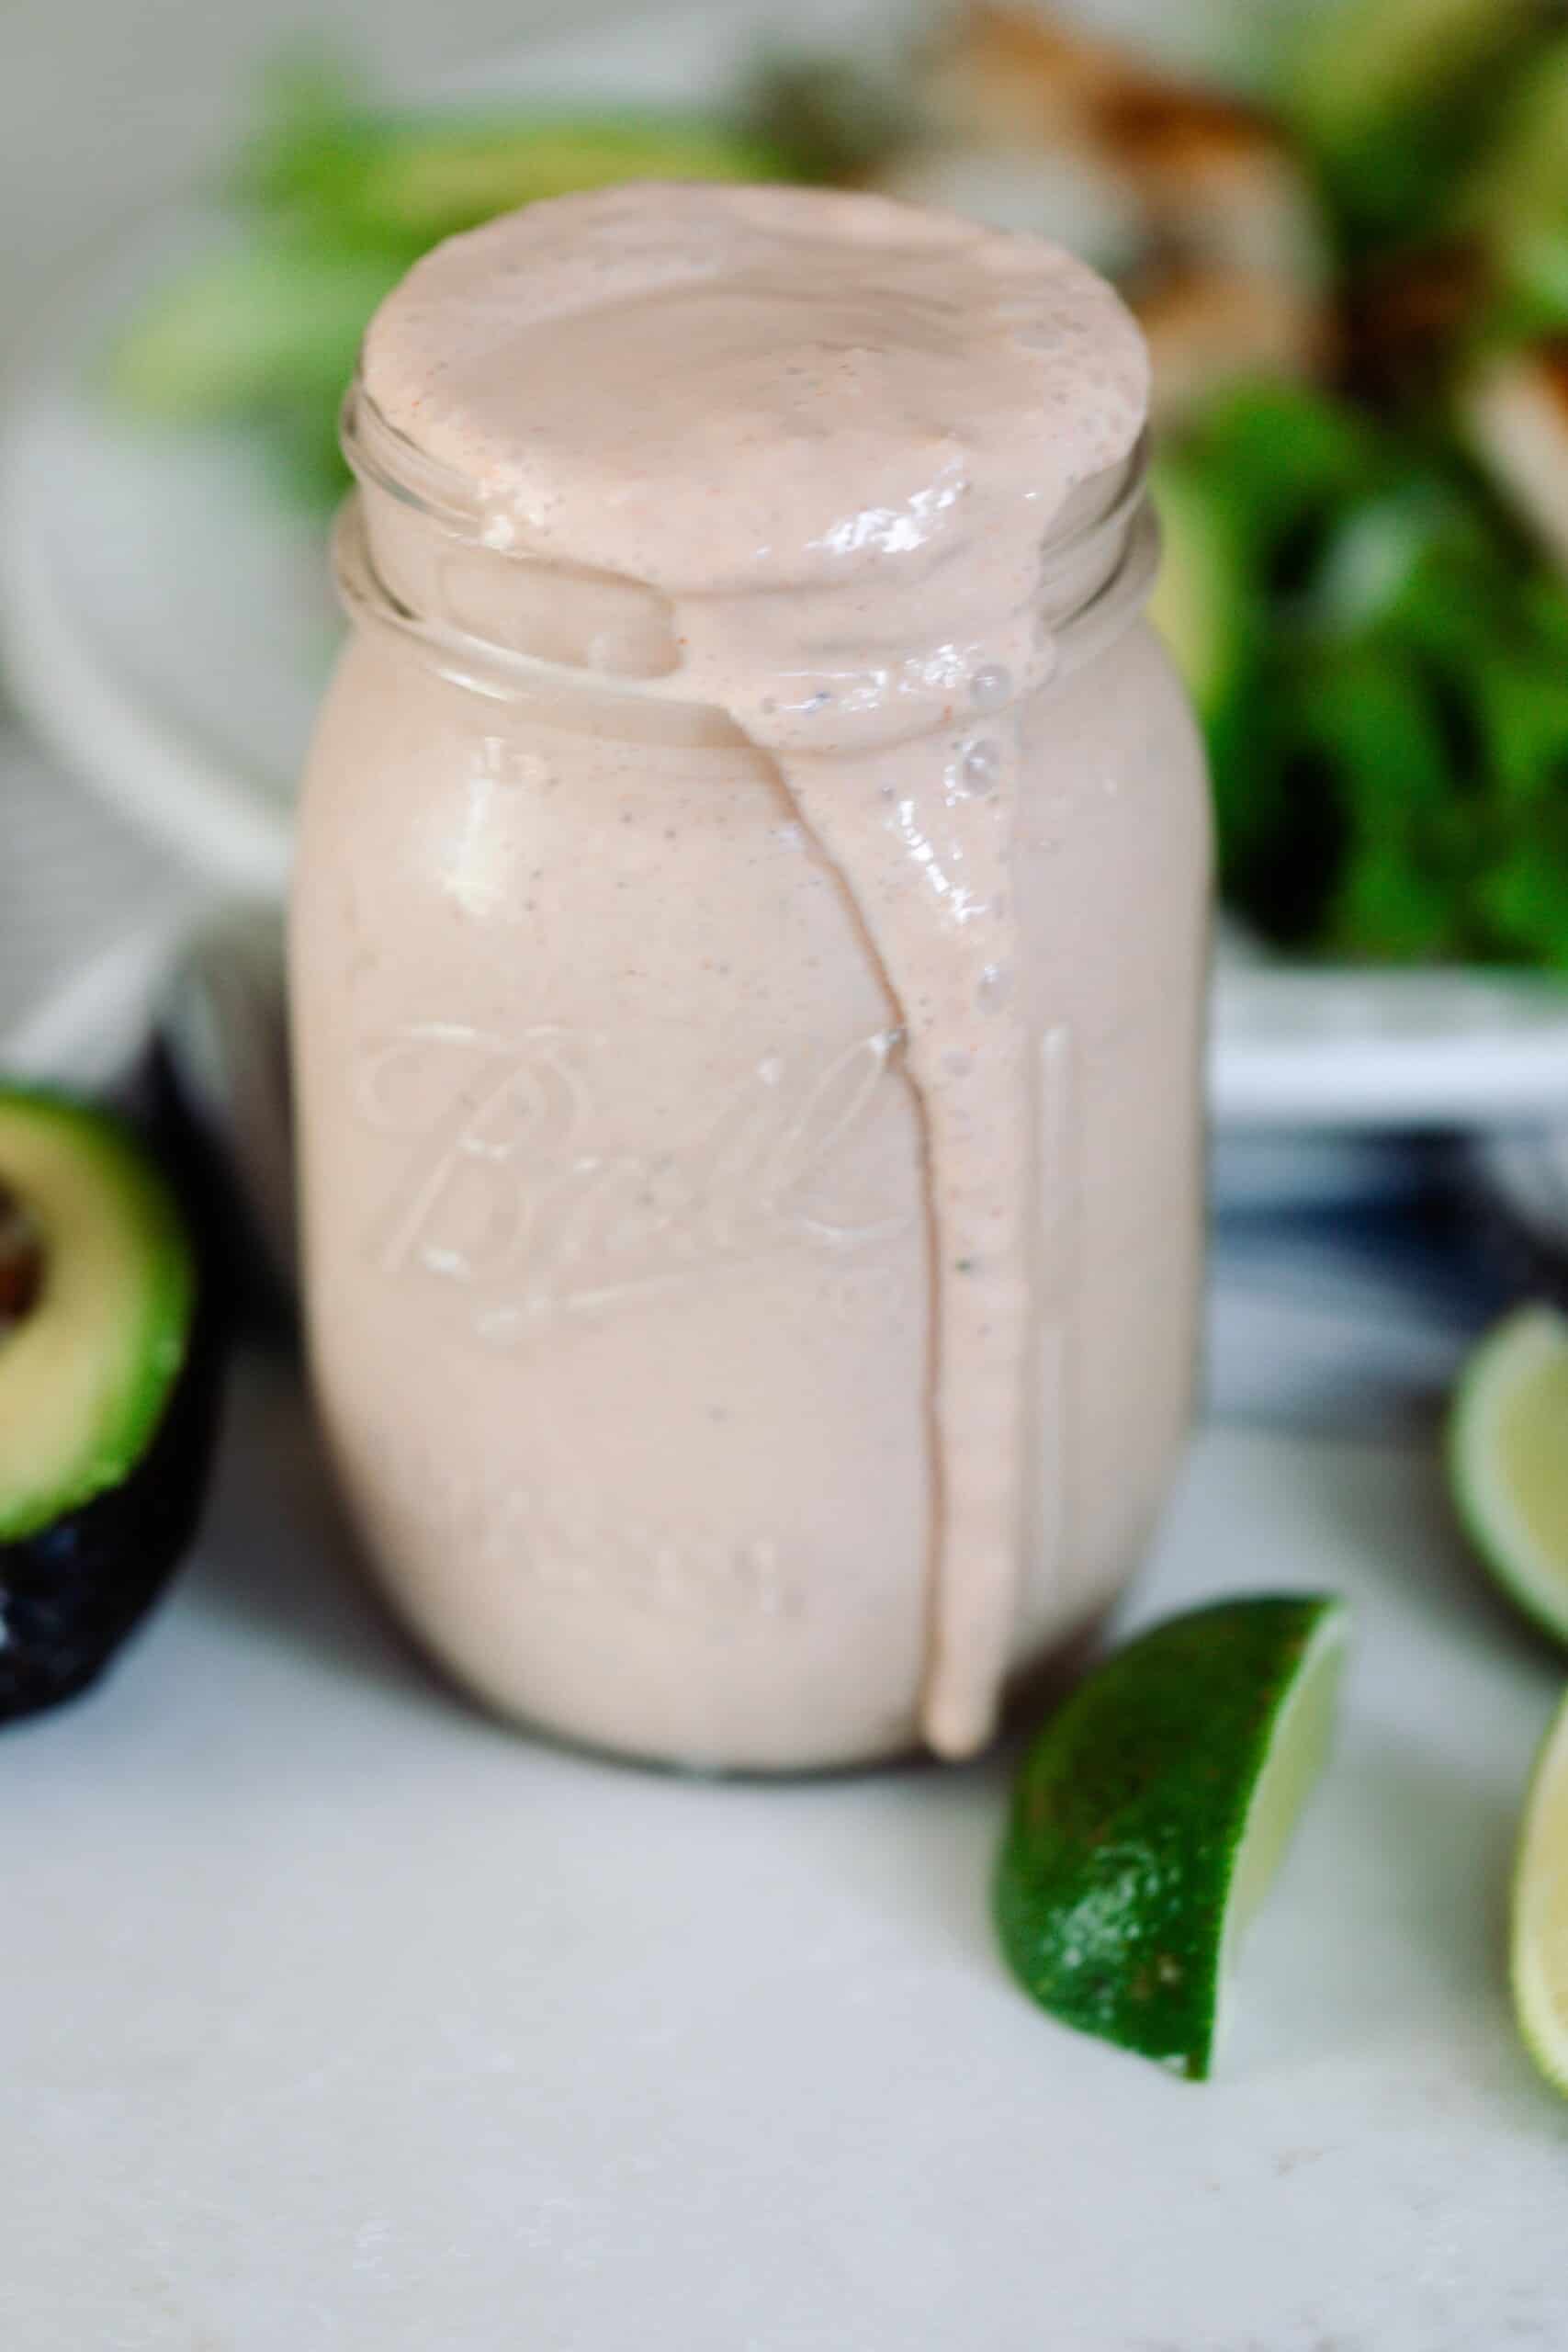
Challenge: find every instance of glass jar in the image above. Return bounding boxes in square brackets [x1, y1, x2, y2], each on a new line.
[289, 380, 1210, 1773]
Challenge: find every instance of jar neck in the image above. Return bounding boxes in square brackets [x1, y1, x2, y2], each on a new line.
[337, 379, 1157, 722]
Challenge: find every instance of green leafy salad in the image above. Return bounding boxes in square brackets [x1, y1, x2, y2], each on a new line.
[107, 2, 1568, 965]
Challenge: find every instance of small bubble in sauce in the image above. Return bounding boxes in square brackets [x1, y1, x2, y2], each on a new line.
[977, 963, 1012, 1012]
[970, 664, 1011, 711]
[953, 736, 1001, 797]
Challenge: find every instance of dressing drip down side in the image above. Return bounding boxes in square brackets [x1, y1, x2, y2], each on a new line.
[358, 180, 1150, 1757]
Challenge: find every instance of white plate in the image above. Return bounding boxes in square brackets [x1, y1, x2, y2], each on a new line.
[7, 0, 1568, 1137]
[3, 1356, 1562, 2348]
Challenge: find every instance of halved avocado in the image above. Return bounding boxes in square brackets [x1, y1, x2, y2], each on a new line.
[0, 1089, 221, 1723]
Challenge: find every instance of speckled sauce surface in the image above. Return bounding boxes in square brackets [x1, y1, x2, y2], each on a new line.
[293, 181, 1203, 1767]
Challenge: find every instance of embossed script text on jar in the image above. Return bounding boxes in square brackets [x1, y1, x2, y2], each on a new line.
[352, 1022, 913, 1339]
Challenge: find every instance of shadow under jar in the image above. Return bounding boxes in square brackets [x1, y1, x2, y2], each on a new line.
[289, 187, 1211, 1773]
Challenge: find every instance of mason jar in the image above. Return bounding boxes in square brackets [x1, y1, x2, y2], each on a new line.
[289, 365, 1210, 1773]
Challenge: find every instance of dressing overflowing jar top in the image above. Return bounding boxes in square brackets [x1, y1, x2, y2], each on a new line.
[358, 180, 1147, 749]
[354, 181, 1153, 1758]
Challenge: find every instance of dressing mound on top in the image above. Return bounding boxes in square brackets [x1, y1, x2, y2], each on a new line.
[361, 180, 1150, 1756]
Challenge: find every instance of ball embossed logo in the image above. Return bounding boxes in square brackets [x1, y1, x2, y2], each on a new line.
[353, 1022, 911, 1341]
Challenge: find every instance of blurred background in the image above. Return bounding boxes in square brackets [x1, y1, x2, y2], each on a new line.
[6, 0, 1568, 1418]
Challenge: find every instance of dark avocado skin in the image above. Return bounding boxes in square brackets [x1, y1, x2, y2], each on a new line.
[0, 1097, 228, 1726]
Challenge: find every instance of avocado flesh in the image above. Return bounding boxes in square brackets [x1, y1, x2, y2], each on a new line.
[0, 1091, 221, 1722]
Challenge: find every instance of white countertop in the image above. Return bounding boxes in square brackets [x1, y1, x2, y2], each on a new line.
[4, 1353, 1563, 2351]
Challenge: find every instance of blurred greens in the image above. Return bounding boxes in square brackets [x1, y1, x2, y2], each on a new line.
[107, 54, 789, 498]
[1172, 0, 1568, 961]
[106, 8, 1568, 966]
[1152, 384, 1568, 963]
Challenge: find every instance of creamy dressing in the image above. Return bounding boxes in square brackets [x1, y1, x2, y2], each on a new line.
[357, 182, 1148, 1757]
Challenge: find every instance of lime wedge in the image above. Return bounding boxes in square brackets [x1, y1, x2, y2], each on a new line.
[1450, 1305, 1568, 1647]
[995, 1594, 1349, 2079]
[1513, 1687, 1568, 2098]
